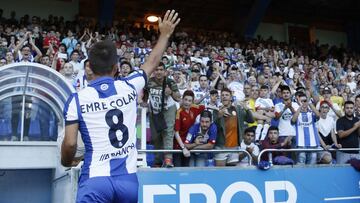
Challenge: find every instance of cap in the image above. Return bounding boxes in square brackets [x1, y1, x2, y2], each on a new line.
[320, 100, 330, 107]
[323, 87, 331, 93]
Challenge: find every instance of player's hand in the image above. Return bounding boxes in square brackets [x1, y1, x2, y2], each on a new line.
[182, 147, 191, 157]
[158, 10, 181, 38]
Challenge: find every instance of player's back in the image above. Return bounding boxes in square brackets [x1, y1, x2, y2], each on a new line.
[64, 71, 146, 182]
[77, 78, 138, 179]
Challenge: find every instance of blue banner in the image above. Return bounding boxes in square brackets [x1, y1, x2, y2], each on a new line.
[138, 166, 360, 203]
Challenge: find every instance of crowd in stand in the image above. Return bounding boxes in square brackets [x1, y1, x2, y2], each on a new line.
[1, 9, 360, 168]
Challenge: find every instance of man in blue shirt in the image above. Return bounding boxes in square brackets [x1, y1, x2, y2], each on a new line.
[185, 110, 217, 166]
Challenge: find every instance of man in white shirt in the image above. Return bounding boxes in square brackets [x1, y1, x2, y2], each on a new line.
[274, 85, 299, 144]
[238, 127, 259, 166]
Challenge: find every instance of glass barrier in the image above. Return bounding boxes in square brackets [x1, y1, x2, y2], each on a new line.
[0, 62, 74, 141]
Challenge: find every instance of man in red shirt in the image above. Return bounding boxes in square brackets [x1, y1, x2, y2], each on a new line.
[174, 90, 205, 166]
[43, 30, 60, 51]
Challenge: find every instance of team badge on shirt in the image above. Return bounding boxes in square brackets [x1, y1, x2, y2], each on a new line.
[101, 84, 109, 91]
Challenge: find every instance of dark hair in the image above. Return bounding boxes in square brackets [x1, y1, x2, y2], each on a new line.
[182, 90, 195, 99]
[221, 87, 232, 95]
[200, 110, 212, 121]
[210, 89, 218, 95]
[295, 91, 306, 98]
[344, 100, 354, 107]
[199, 74, 208, 81]
[260, 85, 269, 90]
[157, 62, 165, 69]
[267, 126, 279, 133]
[59, 43, 67, 52]
[244, 127, 255, 134]
[296, 86, 305, 92]
[355, 94, 360, 100]
[20, 45, 31, 51]
[89, 40, 118, 75]
[297, 92, 307, 98]
[120, 61, 132, 69]
[191, 69, 200, 73]
[280, 85, 291, 92]
[70, 50, 80, 57]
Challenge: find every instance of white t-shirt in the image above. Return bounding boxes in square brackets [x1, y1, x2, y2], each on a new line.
[69, 60, 84, 74]
[228, 81, 245, 102]
[316, 115, 335, 137]
[239, 141, 259, 166]
[275, 102, 299, 136]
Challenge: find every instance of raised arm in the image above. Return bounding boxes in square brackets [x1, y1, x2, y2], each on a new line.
[13, 32, 29, 59]
[141, 10, 180, 76]
[29, 34, 43, 62]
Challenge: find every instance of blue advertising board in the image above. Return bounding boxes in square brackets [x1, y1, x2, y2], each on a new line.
[138, 166, 360, 203]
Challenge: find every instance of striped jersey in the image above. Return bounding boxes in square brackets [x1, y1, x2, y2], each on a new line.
[63, 70, 146, 182]
[294, 111, 320, 147]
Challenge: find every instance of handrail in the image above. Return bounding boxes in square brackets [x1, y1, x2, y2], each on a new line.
[138, 149, 253, 166]
[257, 148, 360, 165]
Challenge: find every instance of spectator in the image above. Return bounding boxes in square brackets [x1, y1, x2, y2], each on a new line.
[291, 93, 321, 164]
[61, 63, 76, 88]
[260, 126, 292, 163]
[213, 87, 254, 166]
[173, 90, 205, 167]
[14, 32, 42, 62]
[238, 127, 259, 166]
[184, 110, 217, 167]
[61, 29, 78, 56]
[254, 85, 275, 142]
[274, 85, 299, 146]
[193, 75, 210, 105]
[317, 100, 341, 150]
[147, 63, 181, 167]
[354, 94, 360, 119]
[316, 86, 342, 121]
[227, 67, 245, 102]
[336, 101, 360, 164]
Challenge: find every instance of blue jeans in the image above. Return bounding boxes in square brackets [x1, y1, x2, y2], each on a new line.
[297, 147, 317, 165]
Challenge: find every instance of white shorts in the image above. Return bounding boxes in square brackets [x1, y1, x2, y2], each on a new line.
[214, 146, 239, 164]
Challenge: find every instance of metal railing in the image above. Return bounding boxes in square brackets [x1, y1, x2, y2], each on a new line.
[138, 149, 253, 166]
[257, 148, 360, 165]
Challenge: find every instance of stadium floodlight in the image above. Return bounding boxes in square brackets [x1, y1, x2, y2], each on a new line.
[146, 15, 159, 23]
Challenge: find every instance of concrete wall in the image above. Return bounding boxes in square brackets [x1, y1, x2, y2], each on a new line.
[255, 22, 347, 47]
[315, 29, 347, 47]
[1, 0, 79, 21]
[255, 22, 287, 42]
[0, 169, 52, 203]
